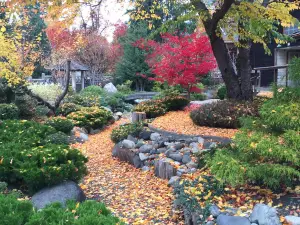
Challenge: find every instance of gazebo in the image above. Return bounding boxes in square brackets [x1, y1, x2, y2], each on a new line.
[50, 60, 89, 92]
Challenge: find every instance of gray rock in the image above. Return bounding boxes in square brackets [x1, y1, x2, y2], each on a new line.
[127, 135, 138, 144]
[79, 133, 89, 141]
[142, 166, 150, 171]
[197, 137, 205, 144]
[139, 153, 148, 161]
[122, 140, 136, 149]
[176, 171, 182, 177]
[102, 106, 112, 112]
[217, 215, 251, 225]
[182, 155, 192, 164]
[206, 222, 214, 225]
[104, 82, 118, 93]
[285, 216, 300, 225]
[250, 204, 281, 225]
[209, 142, 218, 149]
[139, 130, 153, 140]
[139, 144, 153, 153]
[186, 161, 198, 169]
[191, 148, 200, 154]
[116, 112, 123, 117]
[168, 176, 180, 186]
[150, 132, 161, 141]
[175, 143, 185, 150]
[150, 149, 158, 154]
[90, 128, 101, 135]
[31, 181, 86, 209]
[157, 148, 167, 153]
[210, 205, 221, 217]
[169, 153, 183, 162]
[180, 147, 191, 153]
[133, 155, 142, 168]
[136, 140, 145, 148]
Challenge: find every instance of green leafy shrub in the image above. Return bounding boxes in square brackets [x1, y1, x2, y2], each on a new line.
[45, 117, 74, 134]
[67, 107, 113, 131]
[101, 92, 130, 112]
[65, 94, 100, 107]
[116, 80, 133, 95]
[288, 57, 300, 86]
[0, 120, 88, 192]
[45, 132, 69, 145]
[190, 100, 259, 128]
[208, 129, 300, 188]
[0, 193, 33, 225]
[190, 93, 206, 101]
[0, 103, 19, 120]
[217, 85, 227, 100]
[111, 122, 144, 143]
[0, 182, 7, 193]
[134, 100, 167, 118]
[80, 85, 104, 97]
[260, 100, 300, 132]
[15, 94, 37, 118]
[28, 84, 62, 102]
[0, 193, 124, 225]
[58, 103, 81, 116]
[161, 96, 190, 111]
[35, 105, 50, 117]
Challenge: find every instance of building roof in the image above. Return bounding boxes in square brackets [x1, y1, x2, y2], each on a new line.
[48, 60, 89, 71]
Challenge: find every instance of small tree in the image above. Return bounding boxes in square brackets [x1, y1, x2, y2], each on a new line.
[138, 32, 216, 98]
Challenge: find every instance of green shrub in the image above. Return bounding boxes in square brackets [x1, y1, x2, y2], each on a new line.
[134, 100, 167, 118]
[80, 85, 104, 97]
[111, 122, 144, 143]
[45, 132, 69, 145]
[14, 94, 37, 118]
[288, 57, 300, 86]
[0, 104, 19, 120]
[0, 182, 7, 193]
[45, 117, 74, 134]
[260, 100, 300, 132]
[217, 85, 227, 100]
[35, 105, 50, 117]
[0, 193, 33, 225]
[0, 194, 124, 225]
[116, 80, 133, 95]
[67, 107, 113, 131]
[65, 94, 100, 107]
[58, 103, 81, 116]
[190, 100, 259, 128]
[208, 129, 300, 188]
[273, 86, 300, 103]
[28, 84, 62, 102]
[190, 93, 206, 101]
[0, 120, 88, 192]
[101, 92, 130, 112]
[161, 96, 190, 111]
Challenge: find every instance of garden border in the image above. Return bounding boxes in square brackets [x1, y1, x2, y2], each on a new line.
[148, 124, 231, 144]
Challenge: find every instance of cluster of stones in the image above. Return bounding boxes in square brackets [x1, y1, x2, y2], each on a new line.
[196, 203, 300, 225]
[112, 130, 217, 184]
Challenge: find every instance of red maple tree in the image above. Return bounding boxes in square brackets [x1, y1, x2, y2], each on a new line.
[137, 32, 216, 97]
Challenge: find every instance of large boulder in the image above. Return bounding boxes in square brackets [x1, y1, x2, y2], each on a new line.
[217, 215, 251, 225]
[104, 82, 118, 93]
[31, 181, 86, 210]
[249, 204, 281, 225]
[122, 139, 136, 149]
[285, 216, 300, 225]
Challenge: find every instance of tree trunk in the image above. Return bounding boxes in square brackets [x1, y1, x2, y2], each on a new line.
[210, 36, 243, 99]
[132, 112, 146, 123]
[237, 41, 254, 101]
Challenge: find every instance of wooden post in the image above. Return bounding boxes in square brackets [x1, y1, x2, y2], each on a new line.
[71, 72, 76, 92]
[81, 71, 85, 90]
[132, 112, 146, 123]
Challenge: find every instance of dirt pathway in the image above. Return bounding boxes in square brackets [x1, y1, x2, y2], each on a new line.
[77, 120, 183, 225]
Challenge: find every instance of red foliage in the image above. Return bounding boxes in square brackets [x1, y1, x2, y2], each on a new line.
[137, 33, 216, 94]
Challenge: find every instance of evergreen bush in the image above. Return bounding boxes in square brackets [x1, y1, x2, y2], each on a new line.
[58, 103, 81, 116]
[0, 103, 19, 120]
[45, 132, 69, 145]
[134, 100, 167, 118]
[111, 122, 144, 143]
[45, 117, 74, 134]
[161, 96, 190, 111]
[217, 85, 227, 100]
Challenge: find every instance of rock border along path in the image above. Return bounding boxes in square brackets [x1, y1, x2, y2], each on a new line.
[78, 119, 183, 225]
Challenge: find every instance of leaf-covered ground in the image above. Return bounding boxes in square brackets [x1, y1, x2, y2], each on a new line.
[74, 120, 183, 225]
[151, 111, 238, 138]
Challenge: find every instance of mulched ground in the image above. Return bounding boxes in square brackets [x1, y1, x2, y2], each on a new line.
[151, 111, 238, 139]
[74, 120, 183, 225]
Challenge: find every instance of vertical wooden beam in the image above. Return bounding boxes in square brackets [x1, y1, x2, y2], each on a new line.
[81, 71, 85, 90]
[71, 71, 76, 92]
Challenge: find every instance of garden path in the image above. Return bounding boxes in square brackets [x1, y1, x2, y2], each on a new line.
[77, 119, 183, 225]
